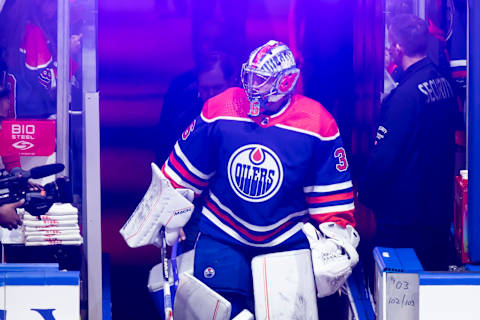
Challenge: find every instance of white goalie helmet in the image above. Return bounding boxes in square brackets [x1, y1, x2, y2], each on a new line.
[241, 40, 300, 116]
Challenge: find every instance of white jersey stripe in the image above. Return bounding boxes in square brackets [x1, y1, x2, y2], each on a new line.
[209, 192, 308, 232]
[309, 203, 355, 215]
[202, 207, 305, 247]
[304, 181, 353, 193]
[174, 143, 215, 180]
[450, 59, 467, 68]
[23, 57, 53, 70]
[275, 124, 339, 141]
[164, 161, 203, 195]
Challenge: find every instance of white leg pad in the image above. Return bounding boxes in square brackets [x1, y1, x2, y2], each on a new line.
[174, 272, 232, 320]
[251, 249, 319, 320]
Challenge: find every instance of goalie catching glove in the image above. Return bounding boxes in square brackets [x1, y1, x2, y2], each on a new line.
[302, 222, 360, 298]
[119, 163, 194, 247]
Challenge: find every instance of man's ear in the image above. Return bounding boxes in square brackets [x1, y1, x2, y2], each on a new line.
[395, 43, 404, 54]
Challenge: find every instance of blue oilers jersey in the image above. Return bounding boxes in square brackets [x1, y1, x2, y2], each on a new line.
[162, 87, 355, 248]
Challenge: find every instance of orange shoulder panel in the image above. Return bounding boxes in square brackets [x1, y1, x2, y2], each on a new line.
[201, 87, 249, 120]
[282, 95, 339, 138]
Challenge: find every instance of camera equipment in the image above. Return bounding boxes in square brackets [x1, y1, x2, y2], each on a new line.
[0, 163, 72, 216]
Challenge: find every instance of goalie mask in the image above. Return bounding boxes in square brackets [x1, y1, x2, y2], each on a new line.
[241, 40, 300, 116]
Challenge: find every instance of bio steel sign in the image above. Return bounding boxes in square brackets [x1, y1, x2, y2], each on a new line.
[0, 120, 56, 156]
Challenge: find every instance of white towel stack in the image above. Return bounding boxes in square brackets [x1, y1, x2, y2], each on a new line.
[23, 203, 83, 246]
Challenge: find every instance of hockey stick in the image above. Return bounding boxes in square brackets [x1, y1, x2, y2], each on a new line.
[160, 228, 174, 320]
[170, 239, 179, 300]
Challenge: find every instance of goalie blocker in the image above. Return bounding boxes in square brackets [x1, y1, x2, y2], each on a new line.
[119, 163, 194, 247]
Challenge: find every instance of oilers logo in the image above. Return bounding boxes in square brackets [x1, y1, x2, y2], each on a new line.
[227, 144, 283, 202]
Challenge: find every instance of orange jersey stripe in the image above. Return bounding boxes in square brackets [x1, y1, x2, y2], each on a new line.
[310, 209, 356, 228]
[306, 192, 354, 204]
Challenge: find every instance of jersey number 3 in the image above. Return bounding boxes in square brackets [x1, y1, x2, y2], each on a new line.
[182, 120, 196, 140]
[334, 147, 348, 172]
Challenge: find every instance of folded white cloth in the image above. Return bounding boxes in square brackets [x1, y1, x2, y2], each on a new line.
[23, 220, 78, 227]
[23, 214, 78, 221]
[24, 225, 79, 231]
[24, 230, 81, 237]
[26, 234, 83, 242]
[46, 203, 79, 215]
[25, 239, 83, 246]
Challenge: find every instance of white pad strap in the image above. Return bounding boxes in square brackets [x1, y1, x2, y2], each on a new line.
[251, 249, 318, 320]
[174, 273, 232, 320]
[120, 162, 194, 247]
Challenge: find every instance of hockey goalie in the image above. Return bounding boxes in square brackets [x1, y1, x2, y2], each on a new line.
[121, 40, 360, 319]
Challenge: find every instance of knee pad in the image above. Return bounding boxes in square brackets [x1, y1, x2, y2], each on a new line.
[251, 249, 318, 319]
[174, 273, 232, 320]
